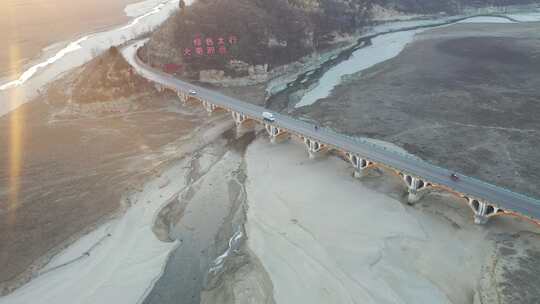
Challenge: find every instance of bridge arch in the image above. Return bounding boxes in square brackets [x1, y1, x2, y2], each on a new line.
[464, 196, 504, 224]
[201, 100, 218, 114]
[345, 152, 373, 178]
[400, 173, 431, 204]
[303, 137, 326, 159]
[231, 111, 248, 126]
[265, 124, 286, 143]
[177, 91, 188, 104]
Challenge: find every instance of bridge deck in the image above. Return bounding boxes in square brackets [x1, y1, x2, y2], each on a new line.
[123, 43, 540, 222]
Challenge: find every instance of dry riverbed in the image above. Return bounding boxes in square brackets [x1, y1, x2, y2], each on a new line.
[3, 16, 540, 304]
[236, 137, 540, 304]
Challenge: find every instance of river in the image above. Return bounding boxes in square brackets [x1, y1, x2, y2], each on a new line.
[0, 0, 142, 81]
[0, 0, 182, 117]
[266, 12, 540, 112]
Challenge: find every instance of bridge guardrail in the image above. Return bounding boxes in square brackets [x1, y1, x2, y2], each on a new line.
[292, 117, 540, 206]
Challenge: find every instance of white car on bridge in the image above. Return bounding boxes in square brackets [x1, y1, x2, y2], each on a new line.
[262, 111, 276, 122]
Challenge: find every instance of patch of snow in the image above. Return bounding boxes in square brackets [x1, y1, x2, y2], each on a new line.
[457, 16, 516, 23]
[125, 0, 169, 18]
[365, 19, 446, 35]
[360, 137, 421, 160]
[41, 223, 114, 273]
[119, 0, 178, 31]
[506, 12, 540, 22]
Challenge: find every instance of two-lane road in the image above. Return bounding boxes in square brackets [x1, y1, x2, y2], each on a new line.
[122, 42, 540, 222]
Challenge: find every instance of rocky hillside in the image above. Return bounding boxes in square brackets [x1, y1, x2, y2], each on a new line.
[47, 47, 154, 105]
[141, 0, 372, 78]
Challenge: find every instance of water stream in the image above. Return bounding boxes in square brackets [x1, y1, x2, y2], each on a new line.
[143, 129, 255, 304]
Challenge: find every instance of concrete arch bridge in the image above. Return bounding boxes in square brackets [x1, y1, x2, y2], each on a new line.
[123, 43, 540, 226]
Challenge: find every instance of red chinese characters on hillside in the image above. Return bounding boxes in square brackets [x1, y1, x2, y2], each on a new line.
[183, 34, 239, 58]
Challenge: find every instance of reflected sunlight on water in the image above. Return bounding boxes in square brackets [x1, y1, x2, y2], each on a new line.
[0, 0, 140, 80]
[7, 44, 25, 226]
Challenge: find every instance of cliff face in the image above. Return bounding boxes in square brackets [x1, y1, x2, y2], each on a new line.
[141, 0, 372, 78]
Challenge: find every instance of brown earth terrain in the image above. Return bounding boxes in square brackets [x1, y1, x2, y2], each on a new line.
[0, 50, 212, 294]
[294, 22, 540, 199]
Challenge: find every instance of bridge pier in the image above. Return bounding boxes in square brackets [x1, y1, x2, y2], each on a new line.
[231, 111, 248, 127]
[303, 137, 326, 159]
[201, 100, 218, 115]
[177, 91, 189, 104]
[403, 174, 430, 204]
[466, 197, 502, 224]
[265, 124, 287, 143]
[154, 83, 165, 93]
[345, 153, 373, 178]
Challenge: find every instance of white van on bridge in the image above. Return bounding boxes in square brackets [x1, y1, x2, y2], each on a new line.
[262, 111, 276, 122]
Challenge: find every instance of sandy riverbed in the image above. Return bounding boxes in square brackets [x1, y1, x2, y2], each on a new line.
[242, 136, 540, 304]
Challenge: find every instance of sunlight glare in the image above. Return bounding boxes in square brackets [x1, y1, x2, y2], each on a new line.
[7, 44, 25, 226]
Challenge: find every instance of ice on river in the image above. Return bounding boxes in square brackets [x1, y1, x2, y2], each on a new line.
[295, 30, 420, 108]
